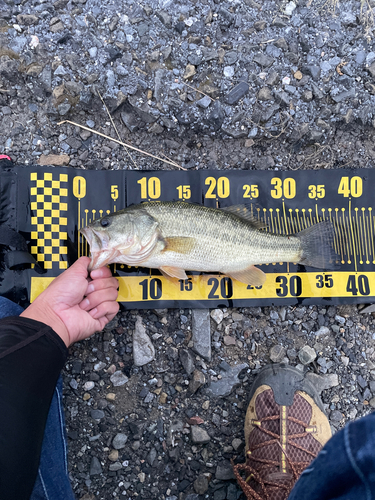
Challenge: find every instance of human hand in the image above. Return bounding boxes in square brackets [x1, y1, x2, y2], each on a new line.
[21, 256, 119, 347]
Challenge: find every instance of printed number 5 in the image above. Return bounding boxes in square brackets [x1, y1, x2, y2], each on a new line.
[111, 185, 119, 201]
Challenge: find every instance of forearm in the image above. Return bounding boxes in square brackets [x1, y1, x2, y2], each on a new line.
[0, 317, 68, 500]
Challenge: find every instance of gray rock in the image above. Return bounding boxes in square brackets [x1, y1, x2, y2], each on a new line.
[274, 38, 288, 51]
[69, 379, 78, 390]
[331, 88, 355, 103]
[133, 316, 155, 366]
[192, 309, 211, 361]
[305, 372, 339, 393]
[54, 65, 67, 76]
[343, 109, 354, 124]
[272, 17, 288, 28]
[156, 11, 171, 28]
[191, 425, 210, 444]
[58, 103, 71, 116]
[110, 370, 129, 387]
[311, 83, 325, 99]
[205, 363, 248, 397]
[211, 309, 224, 324]
[342, 12, 356, 26]
[368, 62, 375, 78]
[223, 66, 235, 78]
[274, 91, 290, 107]
[109, 462, 122, 471]
[179, 349, 195, 375]
[253, 53, 274, 68]
[258, 87, 273, 100]
[301, 90, 313, 102]
[265, 71, 280, 86]
[17, 14, 39, 25]
[147, 447, 157, 466]
[357, 374, 368, 389]
[90, 409, 105, 420]
[270, 345, 287, 363]
[356, 50, 366, 64]
[88, 46, 98, 58]
[254, 20, 267, 31]
[335, 315, 346, 324]
[298, 346, 317, 365]
[315, 326, 330, 337]
[189, 369, 206, 394]
[225, 51, 238, 65]
[196, 95, 211, 108]
[89, 457, 103, 476]
[284, 1, 296, 15]
[188, 53, 203, 66]
[206, 100, 224, 131]
[302, 65, 321, 80]
[194, 474, 209, 494]
[215, 461, 235, 480]
[330, 410, 343, 422]
[255, 155, 275, 170]
[112, 433, 128, 449]
[224, 81, 249, 105]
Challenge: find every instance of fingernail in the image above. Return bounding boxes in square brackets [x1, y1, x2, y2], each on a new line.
[89, 307, 98, 318]
[87, 283, 95, 294]
[81, 298, 90, 309]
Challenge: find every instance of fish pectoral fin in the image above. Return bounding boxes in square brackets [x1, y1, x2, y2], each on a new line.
[163, 236, 196, 254]
[160, 266, 188, 280]
[228, 265, 267, 286]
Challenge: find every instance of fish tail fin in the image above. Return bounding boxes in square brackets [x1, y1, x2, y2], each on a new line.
[296, 221, 339, 270]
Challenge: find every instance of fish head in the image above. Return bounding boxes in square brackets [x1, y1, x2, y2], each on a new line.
[80, 208, 160, 270]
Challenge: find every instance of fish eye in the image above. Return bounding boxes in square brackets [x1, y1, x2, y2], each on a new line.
[100, 218, 111, 228]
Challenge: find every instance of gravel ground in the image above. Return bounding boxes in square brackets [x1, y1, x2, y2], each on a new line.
[1, 0, 375, 498]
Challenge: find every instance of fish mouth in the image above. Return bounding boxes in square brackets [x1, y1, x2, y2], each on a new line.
[80, 226, 117, 271]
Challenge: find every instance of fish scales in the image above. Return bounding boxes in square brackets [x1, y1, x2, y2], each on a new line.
[141, 202, 301, 272]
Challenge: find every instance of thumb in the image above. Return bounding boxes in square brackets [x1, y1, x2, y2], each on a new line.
[66, 257, 91, 277]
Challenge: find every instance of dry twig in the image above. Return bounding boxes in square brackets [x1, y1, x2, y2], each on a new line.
[57, 120, 187, 170]
[97, 90, 138, 169]
[181, 81, 215, 101]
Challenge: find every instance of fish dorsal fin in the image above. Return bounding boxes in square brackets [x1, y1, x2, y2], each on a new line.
[163, 236, 196, 254]
[160, 266, 188, 280]
[222, 204, 267, 229]
[227, 265, 266, 286]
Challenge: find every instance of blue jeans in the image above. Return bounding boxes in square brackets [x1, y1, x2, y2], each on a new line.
[289, 411, 375, 500]
[0, 297, 75, 500]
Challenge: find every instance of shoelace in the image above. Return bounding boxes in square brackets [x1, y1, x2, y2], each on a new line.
[232, 413, 318, 500]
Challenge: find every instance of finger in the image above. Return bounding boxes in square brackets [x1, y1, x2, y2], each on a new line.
[90, 266, 113, 280]
[86, 277, 119, 295]
[89, 300, 119, 320]
[67, 257, 91, 277]
[80, 287, 119, 311]
[95, 309, 120, 331]
[39, 256, 90, 300]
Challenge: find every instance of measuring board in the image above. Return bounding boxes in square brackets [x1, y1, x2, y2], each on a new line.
[2, 162, 375, 309]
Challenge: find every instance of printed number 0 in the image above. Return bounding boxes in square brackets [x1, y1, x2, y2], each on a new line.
[73, 176, 86, 199]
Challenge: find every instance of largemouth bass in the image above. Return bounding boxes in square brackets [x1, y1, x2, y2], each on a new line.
[80, 201, 338, 286]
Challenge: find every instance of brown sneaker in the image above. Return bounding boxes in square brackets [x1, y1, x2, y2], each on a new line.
[233, 364, 332, 500]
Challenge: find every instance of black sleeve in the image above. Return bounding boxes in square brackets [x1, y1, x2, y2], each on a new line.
[0, 316, 68, 500]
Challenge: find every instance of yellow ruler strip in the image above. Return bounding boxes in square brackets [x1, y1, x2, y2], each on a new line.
[31, 271, 375, 303]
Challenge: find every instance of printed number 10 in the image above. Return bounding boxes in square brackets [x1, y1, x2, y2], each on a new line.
[137, 177, 161, 199]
